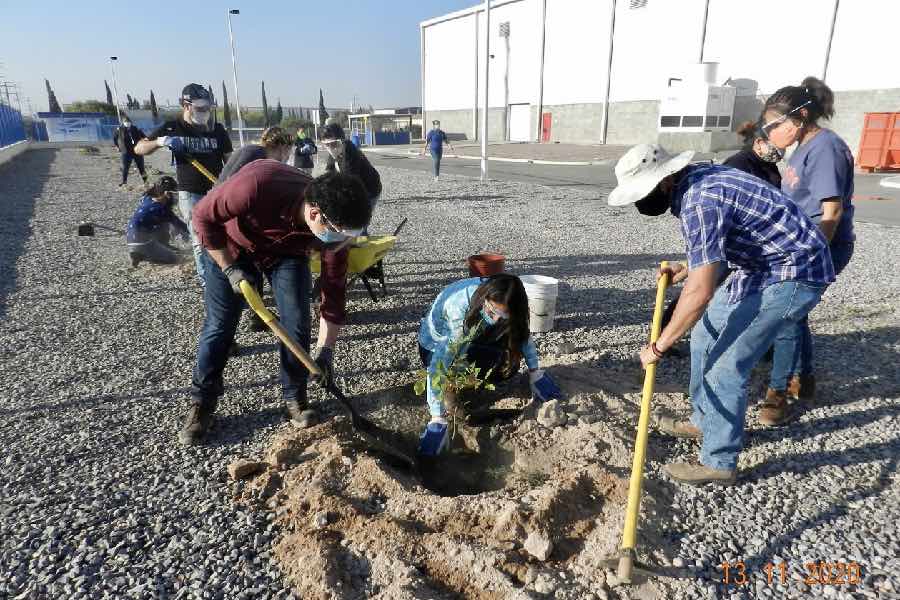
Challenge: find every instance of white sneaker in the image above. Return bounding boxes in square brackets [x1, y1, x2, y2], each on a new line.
[434, 176, 439, 182]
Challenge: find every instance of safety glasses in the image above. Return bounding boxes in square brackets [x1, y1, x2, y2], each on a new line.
[483, 301, 510, 322]
[319, 211, 362, 238]
[762, 99, 812, 132]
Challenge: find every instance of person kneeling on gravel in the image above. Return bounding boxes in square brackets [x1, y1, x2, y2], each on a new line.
[126, 176, 189, 267]
[179, 161, 371, 445]
[609, 143, 834, 486]
[418, 274, 563, 456]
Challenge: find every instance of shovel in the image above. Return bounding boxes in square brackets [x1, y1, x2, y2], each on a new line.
[238, 281, 416, 469]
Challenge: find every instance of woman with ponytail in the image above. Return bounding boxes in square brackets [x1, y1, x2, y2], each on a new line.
[417, 274, 563, 455]
[757, 76, 855, 424]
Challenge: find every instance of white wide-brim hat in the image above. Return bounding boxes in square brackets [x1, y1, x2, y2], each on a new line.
[608, 144, 695, 207]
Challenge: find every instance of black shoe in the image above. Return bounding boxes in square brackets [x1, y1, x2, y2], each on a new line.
[228, 342, 240, 356]
[285, 399, 317, 428]
[178, 401, 216, 445]
[129, 253, 142, 268]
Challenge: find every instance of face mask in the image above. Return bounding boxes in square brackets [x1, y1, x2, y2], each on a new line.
[481, 308, 498, 326]
[189, 110, 210, 126]
[326, 144, 343, 159]
[757, 140, 783, 163]
[314, 229, 348, 243]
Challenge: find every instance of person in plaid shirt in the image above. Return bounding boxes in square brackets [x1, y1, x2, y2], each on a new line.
[608, 144, 834, 486]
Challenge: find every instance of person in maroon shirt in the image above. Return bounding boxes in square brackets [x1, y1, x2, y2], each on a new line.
[179, 159, 371, 445]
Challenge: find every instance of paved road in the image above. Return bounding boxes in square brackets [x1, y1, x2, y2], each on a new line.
[367, 151, 900, 227]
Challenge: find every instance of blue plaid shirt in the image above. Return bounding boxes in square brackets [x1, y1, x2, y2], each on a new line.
[674, 164, 834, 303]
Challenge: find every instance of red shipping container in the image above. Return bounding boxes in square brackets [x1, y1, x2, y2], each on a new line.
[858, 112, 900, 172]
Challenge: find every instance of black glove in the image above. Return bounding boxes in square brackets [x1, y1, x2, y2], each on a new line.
[312, 346, 334, 387]
[222, 263, 258, 295]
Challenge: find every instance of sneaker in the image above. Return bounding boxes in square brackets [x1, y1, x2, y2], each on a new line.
[433, 176, 439, 182]
[664, 462, 736, 486]
[787, 374, 815, 404]
[654, 414, 702, 439]
[286, 399, 317, 428]
[759, 389, 794, 426]
[178, 401, 216, 445]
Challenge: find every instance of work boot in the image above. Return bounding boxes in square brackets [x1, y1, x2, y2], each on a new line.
[787, 374, 816, 404]
[129, 252, 142, 268]
[178, 401, 216, 446]
[664, 462, 736, 486]
[758, 389, 794, 426]
[286, 398, 318, 428]
[654, 414, 702, 439]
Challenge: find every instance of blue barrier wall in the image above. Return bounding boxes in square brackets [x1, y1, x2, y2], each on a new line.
[373, 131, 411, 145]
[0, 104, 27, 148]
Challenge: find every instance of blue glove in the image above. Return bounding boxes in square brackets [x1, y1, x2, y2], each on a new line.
[530, 370, 563, 402]
[160, 136, 185, 153]
[418, 417, 449, 456]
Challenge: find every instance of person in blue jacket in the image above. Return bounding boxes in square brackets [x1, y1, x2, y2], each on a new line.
[126, 176, 189, 267]
[418, 274, 562, 455]
[421, 120, 456, 180]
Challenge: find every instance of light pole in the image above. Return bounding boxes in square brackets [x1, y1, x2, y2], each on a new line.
[227, 9, 245, 147]
[480, 0, 491, 182]
[109, 56, 122, 122]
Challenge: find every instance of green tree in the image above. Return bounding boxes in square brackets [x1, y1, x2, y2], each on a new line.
[261, 81, 270, 127]
[274, 99, 283, 125]
[149, 91, 159, 121]
[221, 81, 232, 131]
[65, 100, 117, 116]
[318, 89, 328, 126]
[45, 79, 62, 113]
[104, 81, 113, 105]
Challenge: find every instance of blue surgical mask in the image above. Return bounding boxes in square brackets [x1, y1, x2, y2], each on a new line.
[481, 308, 497, 326]
[314, 229, 347, 244]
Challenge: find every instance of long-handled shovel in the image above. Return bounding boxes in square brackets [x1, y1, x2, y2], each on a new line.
[238, 281, 417, 469]
[601, 261, 672, 583]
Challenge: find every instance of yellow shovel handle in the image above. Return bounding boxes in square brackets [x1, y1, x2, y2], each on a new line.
[189, 158, 218, 184]
[238, 280, 323, 377]
[618, 260, 671, 581]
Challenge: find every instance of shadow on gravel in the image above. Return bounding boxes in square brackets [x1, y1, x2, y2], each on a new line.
[0, 149, 57, 322]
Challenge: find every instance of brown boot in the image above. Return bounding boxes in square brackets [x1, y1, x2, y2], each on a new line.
[664, 462, 736, 486]
[787, 374, 816, 404]
[654, 414, 702, 439]
[759, 389, 794, 426]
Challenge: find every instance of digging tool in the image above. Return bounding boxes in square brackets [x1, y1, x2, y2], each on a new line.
[601, 261, 672, 584]
[182, 152, 218, 184]
[238, 280, 417, 469]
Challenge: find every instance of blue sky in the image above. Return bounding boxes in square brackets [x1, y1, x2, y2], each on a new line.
[0, 0, 474, 113]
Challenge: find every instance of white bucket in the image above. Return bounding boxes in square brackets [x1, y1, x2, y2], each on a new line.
[520, 275, 559, 333]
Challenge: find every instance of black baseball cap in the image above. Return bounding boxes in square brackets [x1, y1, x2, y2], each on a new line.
[322, 123, 346, 140]
[181, 83, 211, 104]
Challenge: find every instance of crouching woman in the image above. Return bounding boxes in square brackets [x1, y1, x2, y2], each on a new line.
[417, 274, 562, 455]
[126, 176, 189, 267]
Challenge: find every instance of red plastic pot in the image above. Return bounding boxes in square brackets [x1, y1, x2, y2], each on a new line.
[468, 253, 506, 277]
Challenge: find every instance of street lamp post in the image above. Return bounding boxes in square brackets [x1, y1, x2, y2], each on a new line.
[227, 9, 245, 147]
[109, 56, 122, 122]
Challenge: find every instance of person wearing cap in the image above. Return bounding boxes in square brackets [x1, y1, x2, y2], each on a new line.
[421, 120, 455, 181]
[293, 127, 317, 176]
[179, 161, 372, 445]
[113, 114, 149, 186]
[609, 144, 834, 485]
[321, 123, 382, 209]
[126, 176, 188, 267]
[134, 83, 233, 285]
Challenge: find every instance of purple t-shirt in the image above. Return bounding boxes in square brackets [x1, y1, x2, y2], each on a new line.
[782, 129, 855, 246]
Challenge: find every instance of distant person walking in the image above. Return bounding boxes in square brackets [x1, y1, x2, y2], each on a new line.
[126, 176, 189, 267]
[421, 120, 455, 180]
[293, 127, 317, 176]
[113, 115, 148, 186]
[134, 84, 233, 286]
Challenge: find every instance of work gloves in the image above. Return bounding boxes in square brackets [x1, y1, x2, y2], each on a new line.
[418, 416, 449, 456]
[158, 136, 186, 154]
[312, 346, 334, 388]
[529, 369, 563, 403]
[222, 263, 259, 296]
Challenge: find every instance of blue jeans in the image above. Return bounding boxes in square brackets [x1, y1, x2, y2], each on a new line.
[769, 241, 853, 387]
[177, 191, 206, 285]
[690, 281, 826, 470]
[431, 151, 442, 177]
[191, 252, 312, 405]
[120, 153, 146, 184]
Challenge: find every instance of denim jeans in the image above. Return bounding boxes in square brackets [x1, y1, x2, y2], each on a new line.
[177, 191, 206, 285]
[769, 240, 853, 387]
[120, 153, 146, 184]
[431, 151, 442, 177]
[191, 252, 312, 405]
[689, 281, 826, 470]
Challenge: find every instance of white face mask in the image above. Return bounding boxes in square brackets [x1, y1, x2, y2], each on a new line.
[189, 110, 210, 126]
[326, 144, 343, 159]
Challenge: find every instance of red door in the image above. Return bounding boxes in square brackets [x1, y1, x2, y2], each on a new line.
[541, 112, 552, 142]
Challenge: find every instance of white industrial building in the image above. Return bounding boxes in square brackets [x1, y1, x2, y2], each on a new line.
[420, 0, 900, 152]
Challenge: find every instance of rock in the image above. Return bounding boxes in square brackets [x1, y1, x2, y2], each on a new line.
[556, 342, 577, 355]
[491, 505, 527, 544]
[524, 531, 554, 561]
[313, 512, 329, 529]
[227, 460, 266, 481]
[672, 557, 685, 568]
[536, 400, 567, 428]
[533, 575, 557, 595]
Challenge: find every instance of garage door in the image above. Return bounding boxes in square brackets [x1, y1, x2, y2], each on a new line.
[508, 104, 531, 142]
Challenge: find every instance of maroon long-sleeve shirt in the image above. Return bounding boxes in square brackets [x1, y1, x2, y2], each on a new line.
[192, 159, 350, 325]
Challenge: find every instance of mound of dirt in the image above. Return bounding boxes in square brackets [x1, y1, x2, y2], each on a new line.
[234, 362, 672, 599]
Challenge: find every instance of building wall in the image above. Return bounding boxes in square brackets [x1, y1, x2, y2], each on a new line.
[422, 0, 900, 148]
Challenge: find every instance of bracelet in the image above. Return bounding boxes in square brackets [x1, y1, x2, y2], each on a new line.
[650, 342, 665, 359]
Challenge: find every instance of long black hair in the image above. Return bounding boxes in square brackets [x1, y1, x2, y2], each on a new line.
[764, 76, 835, 126]
[147, 176, 177, 200]
[463, 274, 530, 368]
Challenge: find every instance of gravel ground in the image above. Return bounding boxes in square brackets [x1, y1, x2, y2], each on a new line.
[0, 146, 898, 599]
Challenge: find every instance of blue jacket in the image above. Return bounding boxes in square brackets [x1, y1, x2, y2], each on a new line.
[418, 278, 539, 416]
[126, 196, 188, 244]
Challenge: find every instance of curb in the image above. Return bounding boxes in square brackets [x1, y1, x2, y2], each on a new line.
[361, 146, 610, 167]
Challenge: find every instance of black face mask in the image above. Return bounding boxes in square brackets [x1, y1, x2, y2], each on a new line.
[634, 186, 670, 216]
